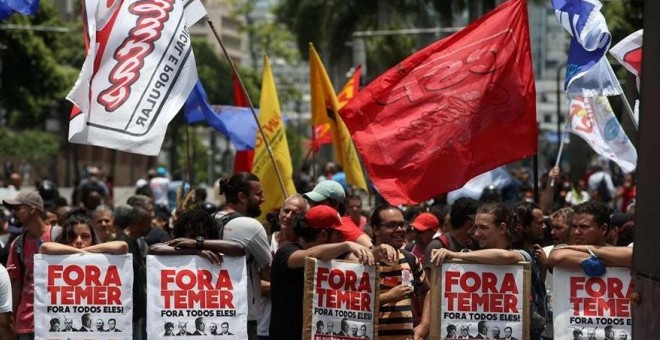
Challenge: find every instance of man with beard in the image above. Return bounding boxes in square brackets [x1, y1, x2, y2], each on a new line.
[209, 323, 218, 335]
[424, 198, 479, 276]
[512, 202, 549, 339]
[373, 205, 430, 340]
[215, 172, 271, 340]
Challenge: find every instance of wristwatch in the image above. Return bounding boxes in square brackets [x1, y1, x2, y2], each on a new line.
[196, 236, 205, 250]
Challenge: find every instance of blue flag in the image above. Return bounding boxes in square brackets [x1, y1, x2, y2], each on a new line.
[0, 0, 39, 20]
[552, 0, 622, 96]
[184, 81, 258, 151]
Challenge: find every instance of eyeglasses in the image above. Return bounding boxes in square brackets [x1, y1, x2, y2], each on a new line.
[380, 222, 407, 230]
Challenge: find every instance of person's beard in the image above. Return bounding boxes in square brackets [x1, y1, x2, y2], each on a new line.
[247, 201, 262, 218]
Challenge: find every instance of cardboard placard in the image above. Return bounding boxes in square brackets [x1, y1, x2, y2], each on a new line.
[552, 267, 633, 340]
[430, 260, 530, 340]
[303, 258, 379, 340]
[34, 254, 134, 339]
[146, 255, 247, 338]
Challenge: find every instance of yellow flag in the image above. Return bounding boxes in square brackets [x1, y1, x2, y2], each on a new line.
[253, 56, 297, 221]
[309, 44, 368, 191]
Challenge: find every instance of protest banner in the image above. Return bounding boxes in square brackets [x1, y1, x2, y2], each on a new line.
[147, 255, 247, 338]
[430, 260, 530, 340]
[34, 254, 133, 339]
[553, 267, 632, 340]
[303, 258, 378, 340]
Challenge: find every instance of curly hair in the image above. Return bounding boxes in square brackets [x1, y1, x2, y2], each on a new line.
[292, 213, 323, 242]
[172, 208, 219, 239]
[219, 172, 260, 204]
[56, 207, 99, 246]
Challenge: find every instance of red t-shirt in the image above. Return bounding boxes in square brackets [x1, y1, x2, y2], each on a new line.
[338, 216, 366, 242]
[7, 226, 53, 334]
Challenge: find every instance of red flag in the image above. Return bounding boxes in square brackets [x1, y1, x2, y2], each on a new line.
[339, 0, 537, 205]
[232, 73, 254, 173]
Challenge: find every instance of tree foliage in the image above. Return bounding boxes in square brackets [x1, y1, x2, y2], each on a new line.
[0, 128, 59, 169]
[0, 0, 83, 129]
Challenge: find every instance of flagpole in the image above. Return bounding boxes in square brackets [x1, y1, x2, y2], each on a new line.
[207, 19, 288, 198]
[185, 125, 193, 186]
[619, 93, 639, 131]
[551, 118, 572, 188]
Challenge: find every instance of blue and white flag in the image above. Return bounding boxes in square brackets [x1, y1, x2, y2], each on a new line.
[552, 0, 623, 97]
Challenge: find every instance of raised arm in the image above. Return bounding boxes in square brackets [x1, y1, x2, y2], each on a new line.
[84, 241, 129, 254]
[39, 242, 86, 255]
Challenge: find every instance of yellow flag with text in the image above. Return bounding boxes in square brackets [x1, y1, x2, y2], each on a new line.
[253, 56, 296, 220]
[309, 44, 367, 191]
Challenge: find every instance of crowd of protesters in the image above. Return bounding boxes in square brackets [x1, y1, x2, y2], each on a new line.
[0, 158, 637, 340]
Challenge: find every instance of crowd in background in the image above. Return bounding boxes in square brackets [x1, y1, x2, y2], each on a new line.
[0, 157, 637, 340]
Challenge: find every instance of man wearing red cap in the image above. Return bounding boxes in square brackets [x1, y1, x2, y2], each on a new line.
[270, 205, 387, 340]
[2, 191, 55, 339]
[407, 213, 440, 264]
[303, 180, 373, 247]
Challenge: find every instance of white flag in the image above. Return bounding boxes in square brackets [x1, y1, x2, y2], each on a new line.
[569, 96, 637, 172]
[67, 0, 207, 155]
[610, 29, 643, 91]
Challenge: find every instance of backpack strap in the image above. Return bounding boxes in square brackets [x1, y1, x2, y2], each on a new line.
[13, 232, 26, 284]
[217, 211, 243, 239]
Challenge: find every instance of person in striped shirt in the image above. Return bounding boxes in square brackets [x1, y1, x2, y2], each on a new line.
[372, 204, 430, 340]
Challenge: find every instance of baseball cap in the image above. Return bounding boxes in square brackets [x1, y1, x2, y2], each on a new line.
[411, 213, 440, 232]
[303, 180, 346, 203]
[305, 205, 342, 230]
[2, 191, 45, 213]
[156, 166, 168, 177]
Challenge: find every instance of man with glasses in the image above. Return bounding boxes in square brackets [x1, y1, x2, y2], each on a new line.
[372, 204, 430, 340]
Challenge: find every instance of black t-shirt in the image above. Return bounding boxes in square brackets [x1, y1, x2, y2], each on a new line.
[144, 226, 170, 246]
[116, 233, 146, 321]
[269, 242, 304, 340]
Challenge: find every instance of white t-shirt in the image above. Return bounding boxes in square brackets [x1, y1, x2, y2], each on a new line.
[222, 217, 273, 321]
[150, 176, 170, 206]
[0, 264, 12, 313]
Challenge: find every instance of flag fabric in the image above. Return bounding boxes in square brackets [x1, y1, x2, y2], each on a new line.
[309, 46, 368, 192]
[339, 0, 537, 205]
[568, 96, 637, 172]
[552, 0, 623, 96]
[232, 73, 254, 173]
[0, 0, 39, 20]
[312, 66, 362, 152]
[66, 0, 207, 155]
[253, 56, 297, 221]
[610, 29, 643, 91]
[183, 81, 258, 151]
